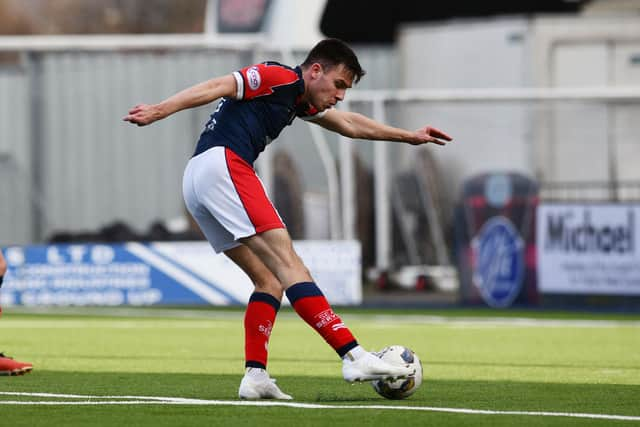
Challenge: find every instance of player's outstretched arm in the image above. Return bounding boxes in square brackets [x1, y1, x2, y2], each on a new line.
[123, 74, 237, 126]
[314, 109, 452, 146]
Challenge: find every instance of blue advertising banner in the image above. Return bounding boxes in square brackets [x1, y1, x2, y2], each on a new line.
[0, 241, 362, 307]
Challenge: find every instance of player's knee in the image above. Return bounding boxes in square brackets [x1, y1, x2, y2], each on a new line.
[293, 254, 311, 278]
[280, 260, 311, 282]
[254, 279, 283, 300]
[297, 263, 311, 279]
[282, 251, 312, 279]
[277, 249, 305, 271]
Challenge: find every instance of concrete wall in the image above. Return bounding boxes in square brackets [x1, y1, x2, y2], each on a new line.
[3, 14, 639, 245]
[0, 45, 398, 245]
[0, 67, 32, 243]
[1, 49, 246, 244]
[531, 17, 640, 191]
[396, 17, 533, 203]
[396, 15, 640, 203]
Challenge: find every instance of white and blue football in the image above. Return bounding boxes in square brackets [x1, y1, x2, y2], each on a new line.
[371, 345, 423, 399]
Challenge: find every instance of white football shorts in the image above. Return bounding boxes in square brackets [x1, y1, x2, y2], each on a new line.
[182, 146, 285, 253]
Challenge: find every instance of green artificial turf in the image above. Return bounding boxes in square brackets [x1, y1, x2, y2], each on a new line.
[0, 308, 638, 426]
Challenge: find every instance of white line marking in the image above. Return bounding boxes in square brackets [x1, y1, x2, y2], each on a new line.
[0, 392, 193, 401]
[368, 315, 640, 328]
[1, 321, 228, 329]
[1, 392, 638, 421]
[0, 401, 166, 405]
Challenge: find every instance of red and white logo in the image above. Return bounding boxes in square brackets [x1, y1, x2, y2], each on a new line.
[331, 322, 346, 331]
[247, 66, 261, 90]
[314, 309, 338, 329]
[258, 320, 273, 337]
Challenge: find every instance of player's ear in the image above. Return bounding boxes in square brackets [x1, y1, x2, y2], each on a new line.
[310, 63, 323, 79]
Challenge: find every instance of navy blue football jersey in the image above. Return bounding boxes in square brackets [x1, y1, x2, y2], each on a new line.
[194, 62, 326, 164]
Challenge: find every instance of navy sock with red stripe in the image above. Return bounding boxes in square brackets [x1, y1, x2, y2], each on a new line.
[244, 292, 280, 369]
[286, 282, 358, 357]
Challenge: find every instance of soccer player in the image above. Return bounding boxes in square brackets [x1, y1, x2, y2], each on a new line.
[124, 38, 452, 399]
[0, 250, 33, 376]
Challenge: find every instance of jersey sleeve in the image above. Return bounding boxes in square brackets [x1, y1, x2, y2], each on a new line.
[232, 63, 300, 101]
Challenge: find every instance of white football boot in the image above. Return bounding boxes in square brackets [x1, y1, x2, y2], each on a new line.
[238, 368, 293, 400]
[342, 346, 415, 383]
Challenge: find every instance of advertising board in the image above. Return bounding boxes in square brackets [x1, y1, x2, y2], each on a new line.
[0, 241, 362, 307]
[537, 204, 640, 295]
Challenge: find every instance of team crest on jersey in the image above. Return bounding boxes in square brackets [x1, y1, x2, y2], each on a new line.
[247, 66, 261, 90]
[471, 216, 524, 308]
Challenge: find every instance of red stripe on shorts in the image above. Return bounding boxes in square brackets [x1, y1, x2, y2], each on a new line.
[224, 148, 284, 234]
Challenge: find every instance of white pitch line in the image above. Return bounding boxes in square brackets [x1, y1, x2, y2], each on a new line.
[1, 321, 227, 329]
[0, 392, 199, 402]
[367, 315, 640, 328]
[0, 401, 169, 405]
[0, 392, 639, 422]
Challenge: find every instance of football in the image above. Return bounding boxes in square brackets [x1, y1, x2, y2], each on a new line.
[371, 345, 423, 399]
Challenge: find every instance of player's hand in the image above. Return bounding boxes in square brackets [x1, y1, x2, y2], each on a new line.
[123, 104, 164, 127]
[410, 126, 453, 146]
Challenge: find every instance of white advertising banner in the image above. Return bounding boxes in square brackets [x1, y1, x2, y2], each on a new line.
[149, 240, 363, 306]
[1, 240, 362, 307]
[536, 204, 640, 295]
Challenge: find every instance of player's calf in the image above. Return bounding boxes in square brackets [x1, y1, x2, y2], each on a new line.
[285, 282, 359, 357]
[244, 292, 280, 370]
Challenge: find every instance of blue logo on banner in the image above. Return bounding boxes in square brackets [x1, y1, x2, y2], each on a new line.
[471, 217, 524, 308]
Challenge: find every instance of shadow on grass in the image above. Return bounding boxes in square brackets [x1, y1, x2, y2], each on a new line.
[0, 371, 638, 415]
[29, 354, 337, 364]
[14, 355, 640, 372]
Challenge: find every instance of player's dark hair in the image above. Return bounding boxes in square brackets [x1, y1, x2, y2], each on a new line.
[301, 38, 365, 83]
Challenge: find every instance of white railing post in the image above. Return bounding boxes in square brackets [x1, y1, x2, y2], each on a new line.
[373, 98, 391, 272]
[339, 100, 355, 240]
[307, 124, 342, 240]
